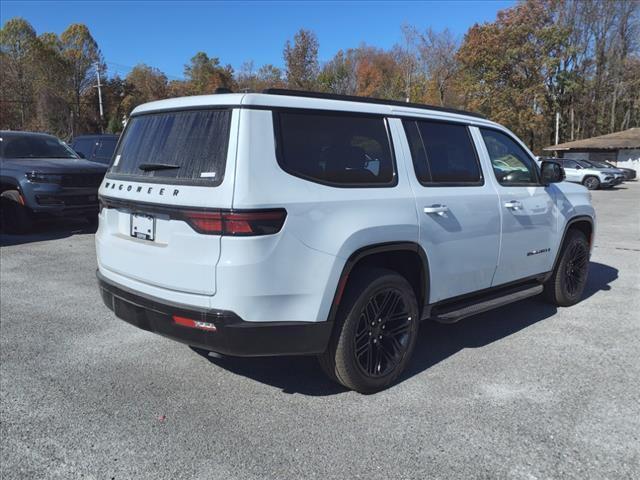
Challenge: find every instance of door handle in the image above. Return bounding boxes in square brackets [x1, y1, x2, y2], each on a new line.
[424, 204, 449, 216]
[504, 200, 523, 210]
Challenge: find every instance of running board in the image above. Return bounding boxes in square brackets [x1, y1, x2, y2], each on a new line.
[432, 284, 544, 324]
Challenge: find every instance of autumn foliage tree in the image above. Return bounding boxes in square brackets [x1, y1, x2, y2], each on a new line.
[184, 52, 234, 94]
[59, 24, 103, 135]
[283, 29, 319, 90]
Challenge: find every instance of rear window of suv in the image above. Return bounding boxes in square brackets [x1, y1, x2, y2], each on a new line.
[274, 110, 396, 187]
[109, 109, 231, 185]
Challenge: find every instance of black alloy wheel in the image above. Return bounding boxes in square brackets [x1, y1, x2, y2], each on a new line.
[563, 240, 589, 298]
[543, 229, 590, 307]
[354, 288, 413, 378]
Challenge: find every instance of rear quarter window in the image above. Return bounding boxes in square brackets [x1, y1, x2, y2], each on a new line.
[274, 110, 396, 187]
[109, 109, 231, 186]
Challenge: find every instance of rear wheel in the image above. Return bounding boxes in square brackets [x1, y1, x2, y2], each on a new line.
[544, 229, 590, 306]
[582, 176, 600, 190]
[319, 268, 419, 393]
[0, 190, 33, 234]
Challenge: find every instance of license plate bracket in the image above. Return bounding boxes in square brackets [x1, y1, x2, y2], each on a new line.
[130, 213, 155, 241]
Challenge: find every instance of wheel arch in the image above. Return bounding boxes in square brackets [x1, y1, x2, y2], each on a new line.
[327, 242, 430, 324]
[551, 215, 594, 274]
[0, 176, 21, 194]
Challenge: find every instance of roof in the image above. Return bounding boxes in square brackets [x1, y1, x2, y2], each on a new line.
[543, 127, 640, 151]
[261, 89, 486, 119]
[72, 134, 119, 140]
[131, 91, 498, 127]
[0, 130, 57, 139]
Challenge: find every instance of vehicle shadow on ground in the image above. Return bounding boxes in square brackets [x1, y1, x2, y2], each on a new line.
[197, 261, 618, 396]
[0, 218, 97, 247]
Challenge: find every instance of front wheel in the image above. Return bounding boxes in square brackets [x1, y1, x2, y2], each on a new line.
[319, 268, 419, 393]
[544, 230, 590, 306]
[0, 190, 33, 234]
[582, 176, 600, 190]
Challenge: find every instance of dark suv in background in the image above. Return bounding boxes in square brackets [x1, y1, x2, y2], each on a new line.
[71, 134, 118, 165]
[0, 131, 107, 233]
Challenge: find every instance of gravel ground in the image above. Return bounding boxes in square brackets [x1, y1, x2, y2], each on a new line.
[1, 182, 639, 480]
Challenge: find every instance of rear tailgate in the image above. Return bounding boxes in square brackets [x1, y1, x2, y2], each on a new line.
[96, 108, 238, 296]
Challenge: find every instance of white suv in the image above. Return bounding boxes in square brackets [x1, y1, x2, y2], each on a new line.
[555, 158, 625, 190]
[96, 90, 595, 393]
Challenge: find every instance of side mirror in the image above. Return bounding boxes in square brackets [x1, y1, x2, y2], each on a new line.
[541, 161, 565, 185]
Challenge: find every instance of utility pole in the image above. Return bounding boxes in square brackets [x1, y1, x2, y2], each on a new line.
[95, 63, 104, 132]
[555, 112, 560, 145]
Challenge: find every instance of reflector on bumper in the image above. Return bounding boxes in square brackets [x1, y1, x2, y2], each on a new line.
[172, 315, 217, 332]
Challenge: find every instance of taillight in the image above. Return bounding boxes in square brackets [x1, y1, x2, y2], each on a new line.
[183, 211, 223, 234]
[182, 209, 286, 236]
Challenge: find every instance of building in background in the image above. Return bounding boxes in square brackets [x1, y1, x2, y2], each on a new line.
[543, 128, 640, 175]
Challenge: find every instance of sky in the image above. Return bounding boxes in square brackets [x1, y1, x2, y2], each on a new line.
[2, 0, 515, 80]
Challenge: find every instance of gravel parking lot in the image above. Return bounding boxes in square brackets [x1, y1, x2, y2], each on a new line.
[1, 182, 639, 479]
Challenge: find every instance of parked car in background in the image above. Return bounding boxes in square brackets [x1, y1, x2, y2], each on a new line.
[0, 131, 108, 233]
[550, 158, 624, 190]
[598, 160, 637, 181]
[71, 134, 119, 165]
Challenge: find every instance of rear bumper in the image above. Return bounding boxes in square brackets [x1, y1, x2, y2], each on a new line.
[97, 271, 332, 357]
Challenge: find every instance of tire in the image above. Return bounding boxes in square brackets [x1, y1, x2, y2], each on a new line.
[319, 268, 419, 393]
[543, 229, 590, 307]
[0, 190, 33, 234]
[582, 176, 600, 190]
[85, 215, 99, 227]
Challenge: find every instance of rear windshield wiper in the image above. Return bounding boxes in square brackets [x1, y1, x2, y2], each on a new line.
[138, 163, 181, 172]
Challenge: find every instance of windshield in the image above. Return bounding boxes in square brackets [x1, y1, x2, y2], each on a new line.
[576, 160, 594, 168]
[0, 135, 78, 159]
[589, 161, 612, 169]
[108, 109, 231, 185]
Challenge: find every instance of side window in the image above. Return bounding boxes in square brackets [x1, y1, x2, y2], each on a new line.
[480, 129, 538, 185]
[563, 159, 578, 168]
[72, 138, 94, 159]
[275, 111, 395, 186]
[402, 119, 482, 185]
[94, 139, 117, 164]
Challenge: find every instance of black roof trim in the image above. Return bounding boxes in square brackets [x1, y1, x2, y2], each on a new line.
[261, 88, 486, 119]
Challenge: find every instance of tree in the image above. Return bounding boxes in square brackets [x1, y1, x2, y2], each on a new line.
[237, 61, 285, 91]
[318, 49, 357, 95]
[184, 52, 234, 95]
[257, 64, 285, 89]
[410, 27, 460, 106]
[34, 31, 73, 136]
[0, 18, 39, 128]
[283, 29, 319, 90]
[121, 64, 168, 114]
[59, 23, 103, 135]
[457, 0, 559, 150]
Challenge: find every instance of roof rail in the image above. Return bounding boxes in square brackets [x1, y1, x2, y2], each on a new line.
[261, 88, 486, 119]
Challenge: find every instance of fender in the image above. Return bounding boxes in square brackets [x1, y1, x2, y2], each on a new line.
[327, 242, 430, 324]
